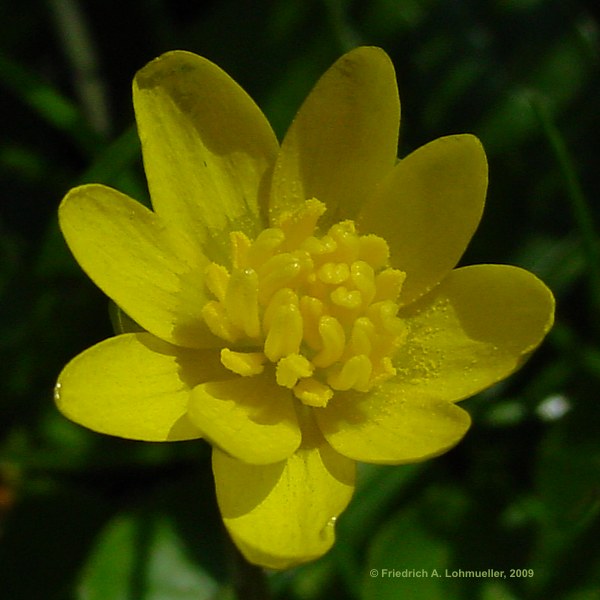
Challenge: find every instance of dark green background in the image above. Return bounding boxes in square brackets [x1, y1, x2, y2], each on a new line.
[1, 0, 599, 598]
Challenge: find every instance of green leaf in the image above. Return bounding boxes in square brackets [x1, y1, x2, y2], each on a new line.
[78, 512, 219, 600]
[361, 507, 452, 600]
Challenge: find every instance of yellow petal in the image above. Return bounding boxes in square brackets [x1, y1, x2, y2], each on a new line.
[393, 264, 555, 402]
[55, 333, 228, 441]
[188, 374, 301, 465]
[212, 412, 355, 569]
[314, 386, 471, 464]
[358, 135, 488, 305]
[59, 184, 218, 349]
[133, 51, 279, 263]
[271, 46, 399, 225]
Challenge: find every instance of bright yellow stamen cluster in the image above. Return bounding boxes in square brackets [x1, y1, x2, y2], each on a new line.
[202, 198, 407, 407]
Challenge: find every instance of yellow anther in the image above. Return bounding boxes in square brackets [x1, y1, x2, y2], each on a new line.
[275, 353, 314, 388]
[246, 228, 285, 266]
[299, 296, 324, 350]
[374, 268, 406, 302]
[264, 301, 303, 362]
[312, 316, 345, 368]
[293, 378, 334, 407]
[204, 263, 230, 302]
[276, 198, 327, 249]
[300, 234, 337, 257]
[330, 286, 362, 310]
[263, 288, 298, 332]
[367, 300, 406, 336]
[201, 198, 409, 395]
[258, 253, 305, 303]
[220, 348, 266, 376]
[317, 262, 350, 285]
[201, 301, 240, 343]
[328, 221, 359, 262]
[225, 268, 261, 339]
[358, 234, 389, 269]
[350, 261, 376, 306]
[327, 354, 373, 392]
[230, 231, 252, 269]
[350, 317, 376, 355]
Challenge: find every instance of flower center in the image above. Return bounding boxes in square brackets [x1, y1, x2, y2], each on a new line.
[201, 198, 406, 408]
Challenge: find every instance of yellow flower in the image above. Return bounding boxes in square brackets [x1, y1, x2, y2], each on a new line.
[55, 47, 554, 570]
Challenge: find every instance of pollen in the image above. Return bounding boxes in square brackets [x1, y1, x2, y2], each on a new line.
[202, 199, 406, 407]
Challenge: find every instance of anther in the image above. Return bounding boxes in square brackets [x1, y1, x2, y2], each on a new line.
[293, 378, 334, 407]
[317, 262, 350, 285]
[204, 263, 230, 302]
[201, 301, 240, 342]
[264, 301, 303, 361]
[220, 349, 266, 376]
[230, 231, 252, 269]
[275, 353, 314, 388]
[224, 268, 261, 339]
[312, 316, 345, 368]
[327, 354, 373, 392]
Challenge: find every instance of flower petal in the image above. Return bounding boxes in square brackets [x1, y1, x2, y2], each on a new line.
[188, 374, 301, 465]
[314, 387, 471, 464]
[358, 135, 488, 305]
[212, 413, 355, 569]
[133, 51, 279, 262]
[270, 46, 399, 225]
[55, 333, 229, 441]
[59, 184, 218, 349]
[393, 264, 555, 402]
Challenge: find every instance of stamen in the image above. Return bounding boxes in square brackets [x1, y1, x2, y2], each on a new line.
[230, 231, 252, 269]
[328, 221, 359, 263]
[367, 301, 407, 336]
[299, 296, 324, 350]
[293, 378, 333, 407]
[258, 253, 305, 303]
[312, 316, 345, 368]
[200, 197, 408, 407]
[224, 268, 261, 339]
[327, 354, 373, 392]
[264, 298, 303, 361]
[221, 348, 266, 376]
[201, 301, 240, 342]
[358, 234, 389, 269]
[317, 262, 350, 285]
[204, 263, 230, 303]
[350, 261, 376, 306]
[276, 353, 314, 388]
[276, 198, 327, 249]
[330, 286, 362, 310]
[374, 268, 406, 302]
[246, 228, 285, 266]
[350, 317, 375, 355]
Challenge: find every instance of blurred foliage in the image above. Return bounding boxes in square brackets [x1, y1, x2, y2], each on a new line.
[1, 0, 599, 598]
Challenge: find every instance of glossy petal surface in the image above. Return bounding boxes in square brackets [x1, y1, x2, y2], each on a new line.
[213, 414, 355, 569]
[55, 333, 228, 441]
[134, 51, 279, 262]
[315, 387, 471, 464]
[188, 374, 301, 465]
[271, 46, 399, 225]
[393, 264, 555, 402]
[359, 135, 487, 304]
[59, 184, 217, 348]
